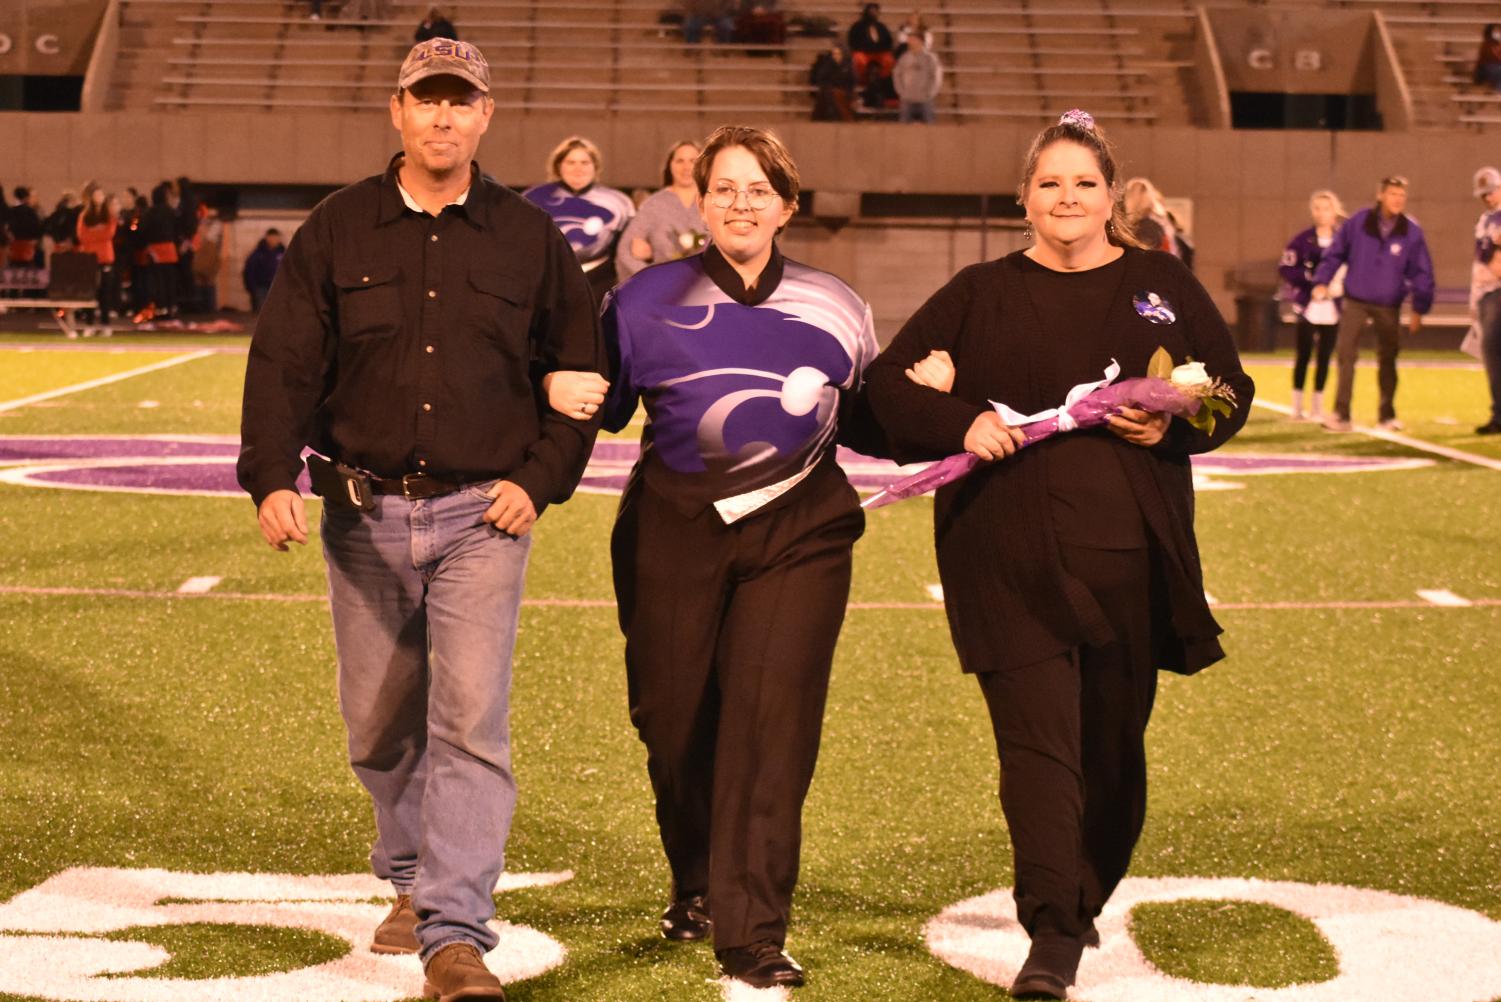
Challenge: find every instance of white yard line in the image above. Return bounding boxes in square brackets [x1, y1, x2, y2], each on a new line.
[1416, 588, 1473, 607]
[0, 349, 215, 413]
[925, 583, 945, 602]
[176, 576, 223, 594]
[1, 583, 1499, 612]
[1250, 399, 1501, 472]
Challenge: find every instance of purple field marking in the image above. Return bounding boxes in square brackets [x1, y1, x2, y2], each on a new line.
[1, 583, 1498, 611]
[0, 435, 1443, 497]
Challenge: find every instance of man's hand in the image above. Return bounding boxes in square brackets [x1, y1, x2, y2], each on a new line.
[257, 489, 308, 551]
[541, 370, 610, 421]
[1408, 312, 1422, 335]
[1311, 284, 1330, 301]
[1107, 406, 1171, 447]
[905, 349, 956, 393]
[963, 411, 1025, 461]
[483, 481, 537, 536]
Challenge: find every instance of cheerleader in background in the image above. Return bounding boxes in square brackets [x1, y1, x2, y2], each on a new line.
[1278, 190, 1347, 421]
[524, 136, 635, 303]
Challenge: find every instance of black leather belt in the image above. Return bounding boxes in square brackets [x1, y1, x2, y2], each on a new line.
[368, 472, 471, 500]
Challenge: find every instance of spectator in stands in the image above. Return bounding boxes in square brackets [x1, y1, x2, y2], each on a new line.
[76, 183, 120, 323]
[893, 30, 941, 123]
[140, 182, 180, 319]
[524, 136, 636, 303]
[681, 0, 737, 44]
[45, 190, 82, 252]
[414, 5, 456, 42]
[307, 0, 323, 21]
[894, 9, 931, 58]
[1469, 166, 1501, 434]
[7, 187, 44, 270]
[242, 228, 284, 312]
[847, 3, 895, 89]
[617, 139, 705, 280]
[809, 42, 856, 121]
[737, 0, 786, 47]
[1473, 23, 1501, 92]
[1311, 174, 1434, 433]
[1278, 190, 1347, 422]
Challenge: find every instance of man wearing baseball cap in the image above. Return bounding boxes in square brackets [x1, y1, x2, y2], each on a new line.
[1470, 166, 1501, 434]
[238, 37, 602, 1002]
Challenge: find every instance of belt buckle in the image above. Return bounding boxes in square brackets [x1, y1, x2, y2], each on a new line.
[400, 473, 430, 500]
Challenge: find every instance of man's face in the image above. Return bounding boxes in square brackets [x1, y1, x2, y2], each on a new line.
[1483, 187, 1501, 211]
[389, 75, 493, 180]
[1378, 184, 1407, 217]
[266, 233, 282, 249]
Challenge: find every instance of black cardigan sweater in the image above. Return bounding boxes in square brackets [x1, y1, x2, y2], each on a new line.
[864, 248, 1255, 675]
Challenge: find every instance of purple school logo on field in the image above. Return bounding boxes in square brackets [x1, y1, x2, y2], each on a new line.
[0, 436, 1435, 497]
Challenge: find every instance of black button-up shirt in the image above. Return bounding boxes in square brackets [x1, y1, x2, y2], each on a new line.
[237, 156, 603, 510]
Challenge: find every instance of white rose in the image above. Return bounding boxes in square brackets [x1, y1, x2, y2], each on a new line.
[1169, 361, 1210, 388]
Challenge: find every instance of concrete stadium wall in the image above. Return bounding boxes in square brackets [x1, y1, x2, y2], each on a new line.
[0, 111, 1490, 336]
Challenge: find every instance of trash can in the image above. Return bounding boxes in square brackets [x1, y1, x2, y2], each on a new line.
[1233, 294, 1280, 351]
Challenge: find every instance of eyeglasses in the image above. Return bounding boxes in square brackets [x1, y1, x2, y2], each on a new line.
[708, 183, 780, 211]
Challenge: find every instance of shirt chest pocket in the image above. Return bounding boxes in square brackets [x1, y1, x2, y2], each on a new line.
[334, 265, 402, 341]
[466, 268, 534, 357]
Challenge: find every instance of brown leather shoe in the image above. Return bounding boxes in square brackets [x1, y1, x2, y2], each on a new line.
[422, 941, 506, 1001]
[370, 894, 419, 955]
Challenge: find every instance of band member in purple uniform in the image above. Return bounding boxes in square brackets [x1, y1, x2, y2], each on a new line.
[524, 136, 635, 303]
[548, 125, 883, 991]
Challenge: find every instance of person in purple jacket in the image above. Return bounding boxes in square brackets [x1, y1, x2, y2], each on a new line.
[1278, 190, 1347, 422]
[1310, 175, 1434, 432]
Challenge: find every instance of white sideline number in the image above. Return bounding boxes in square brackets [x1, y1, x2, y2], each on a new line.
[925, 876, 1501, 1001]
[0, 867, 571, 1002]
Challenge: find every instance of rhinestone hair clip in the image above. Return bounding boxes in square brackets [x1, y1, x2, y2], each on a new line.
[1058, 109, 1095, 131]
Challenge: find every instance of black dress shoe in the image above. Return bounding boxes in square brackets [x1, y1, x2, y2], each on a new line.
[1011, 933, 1083, 1000]
[659, 894, 712, 941]
[716, 940, 805, 988]
[1476, 422, 1501, 435]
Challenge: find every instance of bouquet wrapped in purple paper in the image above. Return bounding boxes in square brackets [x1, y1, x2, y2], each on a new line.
[862, 347, 1238, 509]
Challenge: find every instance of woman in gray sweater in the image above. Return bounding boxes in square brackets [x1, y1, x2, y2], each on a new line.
[616, 140, 708, 279]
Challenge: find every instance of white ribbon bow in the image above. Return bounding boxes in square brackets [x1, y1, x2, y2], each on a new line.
[989, 359, 1121, 432]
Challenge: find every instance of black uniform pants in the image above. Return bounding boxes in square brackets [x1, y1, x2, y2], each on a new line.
[975, 543, 1157, 940]
[611, 469, 864, 950]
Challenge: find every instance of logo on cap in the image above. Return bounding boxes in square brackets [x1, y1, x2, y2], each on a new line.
[398, 38, 490, 93]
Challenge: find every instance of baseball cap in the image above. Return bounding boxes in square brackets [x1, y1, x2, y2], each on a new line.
[397, 38, 490, 94]
[1473, 166, 1501, 198]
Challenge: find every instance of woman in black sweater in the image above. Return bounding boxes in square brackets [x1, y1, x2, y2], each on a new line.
[863, 112, 1253, 999]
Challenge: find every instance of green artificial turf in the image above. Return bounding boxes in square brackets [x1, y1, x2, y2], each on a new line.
[1128, 900, 1339, 987]
[1, 347, 1499, 1001]
[0, 349, 190, 405]
[101, 923, 349, 980]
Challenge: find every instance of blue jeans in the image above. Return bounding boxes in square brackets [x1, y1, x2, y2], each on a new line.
[321, 482, 531, 959]
[1480, 288, 1501, 425]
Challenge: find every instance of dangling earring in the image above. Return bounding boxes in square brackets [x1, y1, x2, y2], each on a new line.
[1106, 218, 1116, 240]
[1024, 220, 1034, 241]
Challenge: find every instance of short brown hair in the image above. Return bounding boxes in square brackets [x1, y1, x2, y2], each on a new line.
[548, 136, 602, 182]
[1017, 113, 1143, 249]
[661, 139, 701, 188]
[693, 125, 800, 216]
